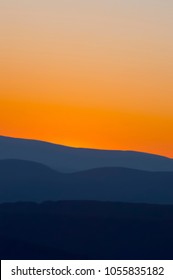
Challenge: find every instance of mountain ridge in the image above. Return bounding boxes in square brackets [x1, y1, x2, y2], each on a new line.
[0, 135, 173, 172]
[1, 159, 173, 204]
[0, 135, 172, 158]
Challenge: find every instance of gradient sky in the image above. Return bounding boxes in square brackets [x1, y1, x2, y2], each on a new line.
[0, 0, 173, 157]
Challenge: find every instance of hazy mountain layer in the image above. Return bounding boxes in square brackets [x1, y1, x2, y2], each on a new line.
[1, 136, 173, 172]
[1, 159, 173, 204]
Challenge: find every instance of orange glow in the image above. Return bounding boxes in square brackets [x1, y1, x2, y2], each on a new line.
[0, 97, 173, 158]
[0, 1, 173, 158]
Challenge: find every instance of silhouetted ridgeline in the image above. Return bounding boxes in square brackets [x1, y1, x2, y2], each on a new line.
[1, 135, 173, 172]
[0, 201, 173, 259]
[1, 159, 173, 204]
[1, 137, 173, 259]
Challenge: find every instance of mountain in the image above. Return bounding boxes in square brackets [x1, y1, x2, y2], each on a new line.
[0, 135, 173, 172]
[1, 159, 173, 204]
[1, 201, 173, 259]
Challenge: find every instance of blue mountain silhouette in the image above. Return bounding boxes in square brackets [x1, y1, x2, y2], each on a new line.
[1, 159, 173, 204]
[1, 136, 173, 260]
[0, 135, 173, 172]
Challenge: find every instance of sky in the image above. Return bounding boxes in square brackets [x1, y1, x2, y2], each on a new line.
[0, 0, 173, 157]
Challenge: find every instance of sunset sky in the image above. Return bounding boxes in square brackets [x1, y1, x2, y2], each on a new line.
[0, 0, 173, 157]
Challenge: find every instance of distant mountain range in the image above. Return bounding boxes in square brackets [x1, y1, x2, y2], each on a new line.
[1, 136, 173, 259]
[1, 201, 173, 259]
[1, 136, 173, 260]
[1, 159, 173, 204]
[0, 135, 173, 172]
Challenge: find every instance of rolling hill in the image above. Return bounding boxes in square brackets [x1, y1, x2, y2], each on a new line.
[1, 159, 173, 204]
[1, 135, 173, 172]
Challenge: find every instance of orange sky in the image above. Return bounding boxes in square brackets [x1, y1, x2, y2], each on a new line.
[0, 1, 173, 157]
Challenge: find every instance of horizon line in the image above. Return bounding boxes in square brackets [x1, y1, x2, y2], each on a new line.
[0, 134, 172, 160]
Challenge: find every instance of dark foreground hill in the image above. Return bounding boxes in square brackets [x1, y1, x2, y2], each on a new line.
[1, 159, 173, 204]
[0, 201, 173, 259]
[1, 135, 173, 172]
